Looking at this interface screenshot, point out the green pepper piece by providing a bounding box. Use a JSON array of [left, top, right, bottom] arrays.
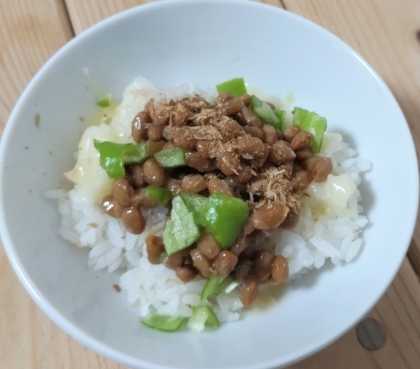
[[145, 186, 172, 206], [163, 196, 201, 255], [216, 275, 235, 293], [202, 192, 249, 249], [97, 94, 112, 107], [140, 314, 185, 332], [201, 276, 220, 301], [201, 276, 236, 303], [94, 140, 148, 178], [154, 147, 186, 168], [123, 141, 149, 165], [274, 109, 287, 131], [201, 306, 220, 327], [251, 95, 281, 130], [216, 78, 247, 98], [179, 191, 208, 227], [293, 107, 327, 153], [187, 306, 220, 331]]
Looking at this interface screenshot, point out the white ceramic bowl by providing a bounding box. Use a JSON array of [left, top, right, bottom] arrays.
[[0, 1, 418, 368]]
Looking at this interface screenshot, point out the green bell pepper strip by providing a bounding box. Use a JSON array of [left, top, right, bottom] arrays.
[[293, 107, 327, 153], [201, 276, 235, 302], [216, 78, 247, 98], [122, 141, 149, 165], [187, 305, 220, 331], [145, 186, 172, 206], [140, 314, 186, 332], [179, 191, 208, 227], [202, 192, 249, 249], [274, 109, 287, 131], [163, 196, 201, 255], [97, 94, 112, 107], [251, 95, 282, 130], [93, 140, 148, 179], [154, 147, 186, 168], [216, 275, 235, 293], [201, 276, 220, 302]]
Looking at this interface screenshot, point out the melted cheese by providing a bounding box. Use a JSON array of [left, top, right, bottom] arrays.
[[304, 173, 356, 219], [65, 76, 157, 203]]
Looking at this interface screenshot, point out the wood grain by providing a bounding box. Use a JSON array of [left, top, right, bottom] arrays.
[[0, 0, 73, 134], [1, 0, 420, 369], [65, 0, 155, 35], [65, 0, 283, 35]]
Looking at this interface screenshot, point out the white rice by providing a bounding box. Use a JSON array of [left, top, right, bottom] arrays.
[[46, 82, 371, 325], [269, 136, 371, 277]]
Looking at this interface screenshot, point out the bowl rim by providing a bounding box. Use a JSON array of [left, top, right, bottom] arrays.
[[0, 0, 418, 368]]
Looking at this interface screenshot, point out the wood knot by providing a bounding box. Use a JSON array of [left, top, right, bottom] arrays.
[[416, 29, 420, 44], [356, 317, 386, 351]]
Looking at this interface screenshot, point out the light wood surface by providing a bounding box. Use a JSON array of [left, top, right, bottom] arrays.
[[0, 0, 73, 132], [1, 1, 420, 368]]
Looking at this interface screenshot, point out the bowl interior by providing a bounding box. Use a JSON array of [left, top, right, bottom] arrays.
[[0, 1, 418, 369]]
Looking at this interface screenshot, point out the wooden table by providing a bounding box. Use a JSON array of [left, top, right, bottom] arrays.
[[1, 1, 420, 368]]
